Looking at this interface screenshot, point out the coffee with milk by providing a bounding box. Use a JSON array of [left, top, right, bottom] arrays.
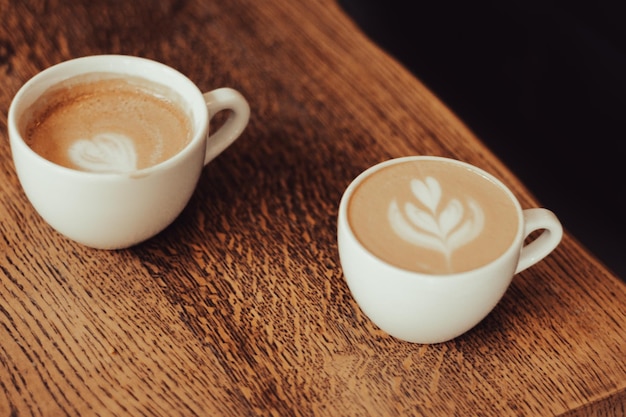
[[21, 72, 192, 173], [347, 158, 519, 274]]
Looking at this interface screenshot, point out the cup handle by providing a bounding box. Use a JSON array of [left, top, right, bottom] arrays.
[[515, 208, 564, 274], [202, 88, 250, 166]]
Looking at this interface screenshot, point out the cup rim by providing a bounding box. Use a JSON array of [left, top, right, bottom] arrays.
[[338, 155, 526, 278], [7, 54, 208, 178]]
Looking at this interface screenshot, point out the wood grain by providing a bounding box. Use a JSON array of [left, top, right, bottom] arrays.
[[1, 0, 625, 416]]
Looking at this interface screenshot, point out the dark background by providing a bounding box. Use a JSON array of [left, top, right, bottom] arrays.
[[338, 0, 626, 280]]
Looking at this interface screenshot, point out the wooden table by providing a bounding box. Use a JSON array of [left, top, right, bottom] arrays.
[[1, 1, 624, 415]]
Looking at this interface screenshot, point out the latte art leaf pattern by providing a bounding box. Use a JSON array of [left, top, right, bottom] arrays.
[[388, 176, 485, 271], [68, 133, 138, 173]]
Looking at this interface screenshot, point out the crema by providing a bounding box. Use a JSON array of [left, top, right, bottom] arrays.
[[348, 159, 519, 274], [21, 72, 192, 173]]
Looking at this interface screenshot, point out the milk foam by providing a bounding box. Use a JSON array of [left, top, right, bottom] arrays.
[[22, 73, 192, 173], [68, 133, 138, 173], [348, 160, 518, 274], [388, 176, 485, 272]]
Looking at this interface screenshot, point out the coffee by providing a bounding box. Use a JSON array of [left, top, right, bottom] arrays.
[[21, 72, 192, 173], [348, 159, 519, 274]]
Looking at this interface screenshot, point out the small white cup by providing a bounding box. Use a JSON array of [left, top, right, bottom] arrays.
[[337, 156, 563, 344], [8, 55, 250, 249]]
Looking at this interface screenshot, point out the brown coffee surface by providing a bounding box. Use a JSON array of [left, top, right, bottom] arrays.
[[22, 73, 192, 173], [348, 159, 519, 274]]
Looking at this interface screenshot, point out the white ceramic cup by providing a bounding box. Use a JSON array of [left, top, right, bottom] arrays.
[[8, 55, 250, 249], [337, 156, 563, 344]]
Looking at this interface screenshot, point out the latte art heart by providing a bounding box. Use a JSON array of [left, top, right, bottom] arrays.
[[69, 133, 138, 173], [23, 74, 192, 173]]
